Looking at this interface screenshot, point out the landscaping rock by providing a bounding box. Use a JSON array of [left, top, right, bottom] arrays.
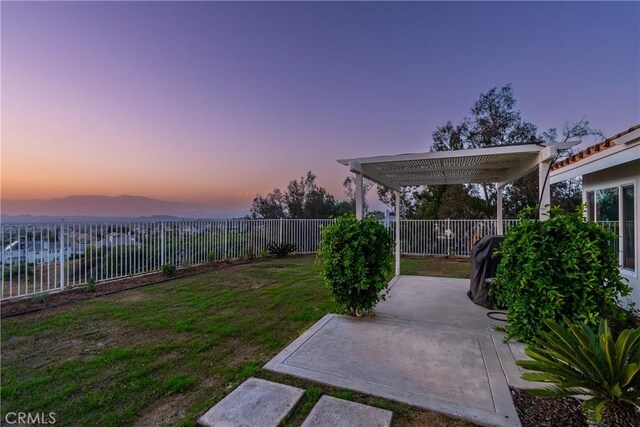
[[197, 377, 303, 427], [301, 395, 393, 427]]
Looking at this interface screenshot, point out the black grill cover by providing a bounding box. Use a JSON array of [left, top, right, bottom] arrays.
[[468, 235, 504, 309]]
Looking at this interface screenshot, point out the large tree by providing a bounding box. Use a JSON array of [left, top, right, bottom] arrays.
[[342, 176, 374, 214], [378, 85, 602, 218], [250, 171, 337, 219]]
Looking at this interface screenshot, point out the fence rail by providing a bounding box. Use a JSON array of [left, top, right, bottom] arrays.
[[1, 218, 516, 301]]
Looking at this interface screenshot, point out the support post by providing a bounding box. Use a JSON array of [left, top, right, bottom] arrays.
[[538, 160, 552, 220], [355, 172, 364, 219], [395, 190, 401, 276], [496, 185, 504, 235], [59, 222, 65, 290]]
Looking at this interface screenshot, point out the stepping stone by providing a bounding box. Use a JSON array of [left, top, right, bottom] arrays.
[[197, 377, 304, 427], [301, 395, 393, 427]]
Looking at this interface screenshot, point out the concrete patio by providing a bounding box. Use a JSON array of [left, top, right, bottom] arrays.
[[264, 275, 528, 427]]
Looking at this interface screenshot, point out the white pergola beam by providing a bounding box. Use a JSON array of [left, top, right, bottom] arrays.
[[496, 184, 504, 235], [349, 160, 400, 191], [496, 146, 556, 188], [394, 172, 507, 186], [338, 144, 543, 166], [355, 172, 364, 219], [538, 160, 552, 220], [377, 163, 510, 174]]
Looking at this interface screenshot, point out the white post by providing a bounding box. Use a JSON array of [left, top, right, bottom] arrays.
[[538, 160, 552, 220], [224, 220, 229, 258], [355, 172, 364, 219], [496, 185, 504, 235], [395, 190, 401, 276], [160, 222, 166, 266], [59, 222, 65, 290]]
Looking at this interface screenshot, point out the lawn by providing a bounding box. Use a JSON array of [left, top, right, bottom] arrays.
[[401, 256, 470, 278], [1, 255, 471, 427]]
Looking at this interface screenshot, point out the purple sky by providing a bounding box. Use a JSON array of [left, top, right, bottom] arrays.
[[2, 1, 639, 214]]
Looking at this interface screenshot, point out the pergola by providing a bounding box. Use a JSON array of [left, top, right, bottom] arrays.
[[338, 143, 565, 276]]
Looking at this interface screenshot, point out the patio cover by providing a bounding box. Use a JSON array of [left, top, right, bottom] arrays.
[[338, 143, 562, 275]]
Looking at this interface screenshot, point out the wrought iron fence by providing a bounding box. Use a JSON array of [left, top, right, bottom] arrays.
[[1, 218, 516, 300]]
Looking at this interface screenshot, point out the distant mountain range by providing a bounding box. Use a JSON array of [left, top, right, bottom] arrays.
[[1, 195, 247, 222]]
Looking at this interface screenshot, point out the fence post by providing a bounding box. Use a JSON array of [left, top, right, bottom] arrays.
[[224, 220, 228, 259], [446, 218, 451, 256], [279, 218, 283, 244], [160, 222, 165, 266], [59, 222, 65, 290]]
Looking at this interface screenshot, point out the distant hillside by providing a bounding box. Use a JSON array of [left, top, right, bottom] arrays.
[[1, 195, 247, 220]]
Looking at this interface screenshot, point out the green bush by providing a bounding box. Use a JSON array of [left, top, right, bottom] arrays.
[[161, 264, 177, 278], [518, 318, 640, 425], [207, 252, 216, 264], [318, 215, 394, 316], [266, 242, 296, 257], [493, 206, 631, 343], [86, 276, 96, 292]]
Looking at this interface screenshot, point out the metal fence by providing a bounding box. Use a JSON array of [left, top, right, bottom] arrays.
[[1, 218, 515, 300]]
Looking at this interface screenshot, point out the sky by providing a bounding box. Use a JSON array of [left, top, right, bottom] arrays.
[[2, 1, 639, 214]]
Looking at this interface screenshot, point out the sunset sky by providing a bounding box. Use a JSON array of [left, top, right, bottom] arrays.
[[2, 1, 639, 214]]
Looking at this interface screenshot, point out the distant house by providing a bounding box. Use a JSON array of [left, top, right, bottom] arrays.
[[2, 240, 71, 264], [94, 233, 139, 249], [550, 124, 640, 304]]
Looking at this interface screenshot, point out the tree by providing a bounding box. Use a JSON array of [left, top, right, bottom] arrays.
[[343, 176, 374, 214], [250, 171, 337, 219], [375, 185, 419, 217], [504, 117, 603, 217], [383, 85, 604, 218]]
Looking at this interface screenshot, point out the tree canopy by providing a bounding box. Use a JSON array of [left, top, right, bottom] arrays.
[[377, 84, 602, 219], [250, 171, 373, 219]]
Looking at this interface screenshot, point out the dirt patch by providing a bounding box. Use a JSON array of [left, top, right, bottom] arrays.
[[2, 320, 167, 370], [133, 390, 201, 427], [394, 410, 474, 427]]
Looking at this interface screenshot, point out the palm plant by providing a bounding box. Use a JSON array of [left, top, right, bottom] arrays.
[[517, 318, 640, 425]]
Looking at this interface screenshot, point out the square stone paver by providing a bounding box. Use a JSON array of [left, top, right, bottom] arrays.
[[197, 377, 303, 427], [301, 395, 393, 427]]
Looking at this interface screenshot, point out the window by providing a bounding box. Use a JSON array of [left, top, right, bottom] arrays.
[[586, 191, 595, 221], [596, 187, 620, 255], [622, 185, 635, 271], [596, 188, 619, 222]]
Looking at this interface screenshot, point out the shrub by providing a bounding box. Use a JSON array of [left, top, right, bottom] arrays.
[[207, 252, 216, 264], [245, 243, 255, 260], [518, 318, 640, 425], [267, 242, 297, 257], [86, 276, 96, 292], [492, 206, 631, 343], [161, 264, 176, 278], [318, 215, 394, 315], [30, 292, 49, 303]]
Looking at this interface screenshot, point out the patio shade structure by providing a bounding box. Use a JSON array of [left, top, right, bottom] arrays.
[[338, 143, 569, 276]]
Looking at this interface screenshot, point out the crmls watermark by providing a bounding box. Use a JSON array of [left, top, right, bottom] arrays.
[[4, 412, 57, 425]]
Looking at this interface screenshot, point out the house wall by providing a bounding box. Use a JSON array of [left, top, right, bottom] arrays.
[[583, 159, 640, 305]]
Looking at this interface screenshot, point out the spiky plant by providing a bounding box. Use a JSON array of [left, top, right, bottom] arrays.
[[517, 318, 640, 425]]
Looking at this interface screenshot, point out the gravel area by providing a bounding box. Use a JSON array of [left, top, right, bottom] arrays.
[[510, 387, 587, 427]]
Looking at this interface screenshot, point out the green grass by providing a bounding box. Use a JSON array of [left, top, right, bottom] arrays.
[[1, 255, 469, 427], [401, 256, 470, 278]]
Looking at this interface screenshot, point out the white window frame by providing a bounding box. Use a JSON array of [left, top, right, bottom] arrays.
[[585, 178, 637, 278]]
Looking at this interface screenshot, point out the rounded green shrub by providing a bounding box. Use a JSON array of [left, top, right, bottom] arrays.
[[493, 206, 632, 343], [318, 215, 394, 315]]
